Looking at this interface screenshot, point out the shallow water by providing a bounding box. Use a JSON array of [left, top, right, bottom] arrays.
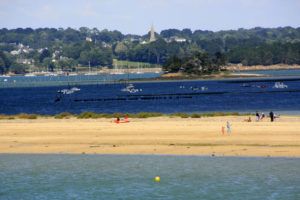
[[0, 154, 299, 200]]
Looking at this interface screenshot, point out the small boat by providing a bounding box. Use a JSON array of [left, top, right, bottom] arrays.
[[84, 72, 98, 76], [121, 83, 141, 93], [57, 87, 81, 95], [241, 83, 251, 87], [257, 85, 267, 88], [57, 89, 74, 95], [201, 86, 208, 91], [44, 73, 58, 76], [273, 82, 288, 89], [24, 73, 36, 77], [70, 87, 81, 92], [68, 73, 78, 76], [190, 86, 208, 91], [0, 75, 11, 78]]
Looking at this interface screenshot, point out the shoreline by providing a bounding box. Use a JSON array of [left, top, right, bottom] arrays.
[[226, 64, 300, 71], [1, 153, 299, 159], [1, 116, 300, 157]]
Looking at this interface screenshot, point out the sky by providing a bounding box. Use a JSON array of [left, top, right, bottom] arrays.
[[0, 0, 300, 35]]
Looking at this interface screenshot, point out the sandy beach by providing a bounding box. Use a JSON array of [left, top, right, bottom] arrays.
[[1, 116, 300, 157]]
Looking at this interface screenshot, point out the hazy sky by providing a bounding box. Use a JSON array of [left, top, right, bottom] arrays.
[[1, 0, 300, 34]]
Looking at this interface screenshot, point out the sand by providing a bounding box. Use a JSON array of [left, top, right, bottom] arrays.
[[1, 116, 300, 157]]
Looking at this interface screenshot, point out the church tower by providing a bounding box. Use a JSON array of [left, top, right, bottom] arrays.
[[149, 25, 156, 42]]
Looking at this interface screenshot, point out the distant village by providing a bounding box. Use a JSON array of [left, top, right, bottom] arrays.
[[1, 26, 300, 75]]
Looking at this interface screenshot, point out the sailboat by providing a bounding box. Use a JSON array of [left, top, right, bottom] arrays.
[[120, 62, 142, 93], [24, 66, 37, 77], [85, 61, 98, 75], [135, 62, 144, 74], [111, 60, 125, 74]]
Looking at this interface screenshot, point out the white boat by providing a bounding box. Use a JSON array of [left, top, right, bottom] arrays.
[[57, 87, 81, 95], [70, 87, 81, 92], [201, 86, 208, 91], [0, 74, 11, 77], [24, 73, 36, 77], [273, 82, 288, 89], [111, 72, 125, 75], [121, 83, 141, 93], [68, 73, 78, 76], [84, 72, 98, 76], [58, 89, 74, 95], [190, 86, 208, 91]]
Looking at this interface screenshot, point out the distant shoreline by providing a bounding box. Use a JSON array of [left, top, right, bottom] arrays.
[[226, 64, 300, 71]]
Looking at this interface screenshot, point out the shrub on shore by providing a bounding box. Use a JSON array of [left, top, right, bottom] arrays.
[[191, 113, 201, 118], [77, 112, 99, 119], [170, 113, 190, 118], [17, 113, 38, 119], [54, 112, 73, 119], [0, 115, 15, 120], [0, 111, 246, 120], [130, 112, 163, 118]]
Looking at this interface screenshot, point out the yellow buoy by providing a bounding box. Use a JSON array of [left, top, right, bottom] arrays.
[[154, 176, 160, 182]]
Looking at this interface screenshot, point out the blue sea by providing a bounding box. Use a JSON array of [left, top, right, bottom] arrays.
[[1, 72, 300, 200], [0, 155, 299, 200], [0, 76, 300, 115]]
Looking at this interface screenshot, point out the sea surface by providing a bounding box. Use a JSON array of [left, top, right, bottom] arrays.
[[0, 76, 300, 115], [0, 73, 161, 88], [0, 154, 299, 200]]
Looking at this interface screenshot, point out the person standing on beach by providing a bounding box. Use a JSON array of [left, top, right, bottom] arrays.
[[221, 126, 225, 135], [260, 113, 265, 121], [269, 111, 274, 122], [256, 112, 260, 121], [226, 121, 232, 134]]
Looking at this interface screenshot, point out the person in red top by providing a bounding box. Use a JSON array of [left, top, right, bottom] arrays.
[[114, 117, 120, 124]]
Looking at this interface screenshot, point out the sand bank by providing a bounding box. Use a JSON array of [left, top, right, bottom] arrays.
[[226, 64, 300, 71], [1, 116, 300, 157]]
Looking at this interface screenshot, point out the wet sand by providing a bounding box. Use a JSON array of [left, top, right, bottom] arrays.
[[0, 116, 300, 157]]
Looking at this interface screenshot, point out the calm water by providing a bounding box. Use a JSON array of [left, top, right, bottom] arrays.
[[0, 73, 161, 88], [0, 77, 300, 114], [241, 69, 300, 76], [0, 155, 299, 200]]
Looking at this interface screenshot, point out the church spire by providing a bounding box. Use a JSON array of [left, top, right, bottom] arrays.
[[149, 24, 156, 42]]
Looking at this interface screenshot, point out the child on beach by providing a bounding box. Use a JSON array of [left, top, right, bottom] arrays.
[[221, 126, 225, 135]]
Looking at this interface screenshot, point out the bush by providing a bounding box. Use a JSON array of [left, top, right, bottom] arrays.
[[191, 113, 201, 118], [171, 113, 190, 118], [132, 112, 163, 118], [17, 113, 38, 119], [77, 112, 99, 119], [54, 112, 73, 119], [0, 115, 13, 120]]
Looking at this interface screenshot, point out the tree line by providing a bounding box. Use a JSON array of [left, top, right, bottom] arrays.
[[0, 26, 300, 74]]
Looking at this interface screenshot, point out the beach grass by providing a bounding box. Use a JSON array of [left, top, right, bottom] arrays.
[[0, 111, 248, 120]]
